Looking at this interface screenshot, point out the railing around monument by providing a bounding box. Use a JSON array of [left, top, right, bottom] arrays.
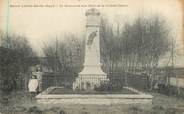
[[41, 71, 149, 92], [41, 72, 77, 90], [107, 72, 149, 92]]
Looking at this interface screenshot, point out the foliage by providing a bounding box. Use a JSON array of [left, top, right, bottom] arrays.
[[27, 106, 43, 114], [42, 34, 85, 79], [100, 15, 171, 89], [94, 81, 122, 91], [0, 33, 36, 94], [121, 16, 171, 71], [101, 15, 171, 73]]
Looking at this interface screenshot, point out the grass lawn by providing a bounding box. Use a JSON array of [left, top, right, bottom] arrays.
[[152, 92, 184, 107]]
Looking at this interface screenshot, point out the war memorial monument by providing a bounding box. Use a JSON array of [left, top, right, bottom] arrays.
[[72, 8, 109, 90], [36, 8, 153, 105]]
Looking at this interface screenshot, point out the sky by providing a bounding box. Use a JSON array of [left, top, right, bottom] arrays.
[[0, 0, 183, 61]]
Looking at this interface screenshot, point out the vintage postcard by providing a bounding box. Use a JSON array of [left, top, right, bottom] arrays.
[[0, 0, 184, 114]]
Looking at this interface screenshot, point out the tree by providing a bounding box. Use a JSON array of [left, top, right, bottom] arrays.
[[120, 16, 171, 89], [42, 34, 85, 83], [0, 33, 36, 94], [100, 17, 123, 74], [100, 15, 171, 89]]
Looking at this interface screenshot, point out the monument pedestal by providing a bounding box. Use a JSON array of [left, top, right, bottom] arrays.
[[73, 66, 108, 90], [73, 75, 108, 90]]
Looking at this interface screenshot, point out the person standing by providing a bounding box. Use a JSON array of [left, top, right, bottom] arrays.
[[28, 75, 39, 98]]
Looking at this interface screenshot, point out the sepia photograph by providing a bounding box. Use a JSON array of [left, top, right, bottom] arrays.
[[0, 0, 184, 113]]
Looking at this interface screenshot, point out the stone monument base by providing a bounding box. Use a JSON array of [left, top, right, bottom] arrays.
[[36, 87, 153, 105], [73, 74, 109, 90]]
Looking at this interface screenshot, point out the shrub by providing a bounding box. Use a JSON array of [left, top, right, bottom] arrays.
[[128, 106, 142, 114], [94, 81, 122, 92], [59, 110, 66, 114], [27, 106, 43, 114]]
